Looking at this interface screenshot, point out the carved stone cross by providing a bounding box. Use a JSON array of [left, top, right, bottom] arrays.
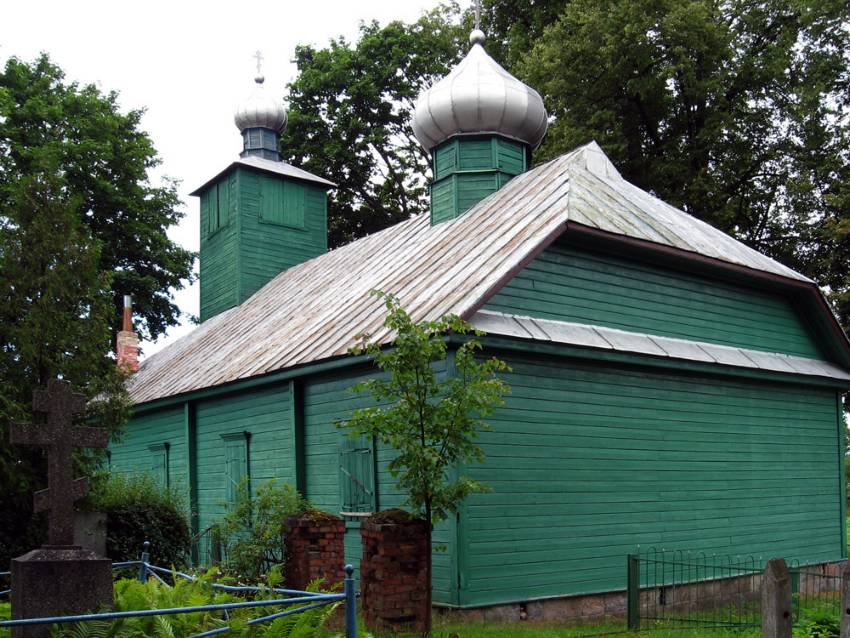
[[10, 379, 108, 546]]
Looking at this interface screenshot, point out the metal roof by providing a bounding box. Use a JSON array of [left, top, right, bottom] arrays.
[[129, 142, 825, 404], [189, 156, 335, 196], [470, 310, 850, 382]]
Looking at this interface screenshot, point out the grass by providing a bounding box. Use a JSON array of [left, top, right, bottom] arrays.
[[352, 617, 762, 638]]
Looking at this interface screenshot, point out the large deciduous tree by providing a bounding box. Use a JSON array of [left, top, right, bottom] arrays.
[[0, 54, 191, 563], [517, 0, 850, 328], [281, 6, 465, 248], [0, 54, 195, 340]]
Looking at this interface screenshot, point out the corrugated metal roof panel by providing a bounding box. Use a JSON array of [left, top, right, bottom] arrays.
[[472, 311, 850, 382], [129, 142, 827, 403]]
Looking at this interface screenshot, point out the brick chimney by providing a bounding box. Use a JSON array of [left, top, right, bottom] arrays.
[[116, 295, 140, 374]]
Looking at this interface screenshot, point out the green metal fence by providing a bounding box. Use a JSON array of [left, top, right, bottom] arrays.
[[627, 549, 844, 632], [627, 548, 763, 630]]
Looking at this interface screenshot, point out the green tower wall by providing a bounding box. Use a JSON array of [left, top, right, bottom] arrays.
[[199, 167, 328, 321], [430, 136, 529, 224]]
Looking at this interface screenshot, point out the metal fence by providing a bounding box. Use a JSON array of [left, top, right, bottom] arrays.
[[627, 548, 844, 632], [790, 561, 843, 626], [0, 542, 358, 638], [627, 548, 763, 630]]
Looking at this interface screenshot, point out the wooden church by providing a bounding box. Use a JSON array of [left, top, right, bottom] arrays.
[[108, 27, 850, 609]]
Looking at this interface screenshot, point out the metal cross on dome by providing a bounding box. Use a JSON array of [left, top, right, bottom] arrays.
[[474, 0, 481, 31], [10, 379, 108, 546], [254, 50, 264, 76]]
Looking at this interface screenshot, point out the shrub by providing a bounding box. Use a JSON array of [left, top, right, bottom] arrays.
[[217, 479, 307, 581], [88, 473, 191, 568]]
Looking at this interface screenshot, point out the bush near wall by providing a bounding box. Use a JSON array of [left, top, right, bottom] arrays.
[[88, 473, 191, 567]]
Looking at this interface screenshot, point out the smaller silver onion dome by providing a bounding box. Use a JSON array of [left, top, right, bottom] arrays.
[[234, 75, 287, 133], [412, 30, 548, 151]]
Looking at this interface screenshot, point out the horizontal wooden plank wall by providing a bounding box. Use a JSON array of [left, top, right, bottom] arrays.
[[194, 384, 294, 541], [459, 354, 843, 606], [302, 365, 458, 604], [199, 172, 239, 322], [237, 169, 327, 303], [430, 135, 528, 224], [109, 406, 186, 492], [485, 243, 827, 360]]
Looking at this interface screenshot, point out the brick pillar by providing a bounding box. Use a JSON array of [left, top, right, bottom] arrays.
[[360, 509, 429, 634], [283, 511, 345, 591]]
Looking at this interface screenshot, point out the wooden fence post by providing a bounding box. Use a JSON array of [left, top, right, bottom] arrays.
[[840, 561, 850, 638], [762, 558, 792, 638]]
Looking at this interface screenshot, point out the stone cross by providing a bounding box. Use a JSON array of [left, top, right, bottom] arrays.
[[10, 379, 108, 546]]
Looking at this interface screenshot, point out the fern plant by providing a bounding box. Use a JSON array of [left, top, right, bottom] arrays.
[[51, 570, 338, 638]]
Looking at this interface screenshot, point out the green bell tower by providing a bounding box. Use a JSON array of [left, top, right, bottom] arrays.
[[412, 29, 548, 224], [191, 63, 334, 322]]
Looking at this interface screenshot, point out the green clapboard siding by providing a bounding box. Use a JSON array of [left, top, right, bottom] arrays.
[[430, 135, 528, 224], [199, 174, 239, 322], [108, 406, 187, 494], [485, 243, 827, 359], [199, 167, 327, 321], [194, 384, 294, 539], [303, 365, 458, 604], [459, 354, 843, 606]]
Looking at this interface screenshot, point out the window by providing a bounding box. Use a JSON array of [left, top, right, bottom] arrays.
[[149, 443, 169, 489], [339, 435, 375, 515], [205, 180, 231, 236], [222, 432, 250, 504], [259, 175, 306, 228]]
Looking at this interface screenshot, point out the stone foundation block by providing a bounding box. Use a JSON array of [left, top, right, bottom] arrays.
[[11, 546, 113, 638]]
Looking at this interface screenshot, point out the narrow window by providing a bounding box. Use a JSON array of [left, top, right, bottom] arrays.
[[149, 443, 170, 489], [221, 432, 250, 505], [339, 435, 375, 515], [207, 184, 220, 235]]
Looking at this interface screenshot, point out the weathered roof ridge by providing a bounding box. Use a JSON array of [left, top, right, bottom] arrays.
[[128, 142, 821, 403]]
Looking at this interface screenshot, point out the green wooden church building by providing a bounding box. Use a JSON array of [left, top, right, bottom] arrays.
[[109, 29, 850, 609]]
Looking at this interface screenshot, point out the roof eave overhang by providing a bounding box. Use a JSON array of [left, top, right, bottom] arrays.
[[189, 161, 336, 197]]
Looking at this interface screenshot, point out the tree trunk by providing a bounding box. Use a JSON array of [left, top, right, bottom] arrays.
[[425, 501, 432, 637]]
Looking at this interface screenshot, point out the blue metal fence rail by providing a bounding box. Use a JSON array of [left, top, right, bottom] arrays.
[[0, 542, 358, 638]]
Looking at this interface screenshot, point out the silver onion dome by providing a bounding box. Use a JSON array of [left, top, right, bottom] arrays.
[[234, 75, 288, 133], [411, 30, 548, 151]]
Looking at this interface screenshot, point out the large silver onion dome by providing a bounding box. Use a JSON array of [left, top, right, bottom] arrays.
[[412, 30, 548, 151], [234, 75, 288, 133]]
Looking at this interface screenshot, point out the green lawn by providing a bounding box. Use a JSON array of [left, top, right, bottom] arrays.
[[356, 618, 762, 638]]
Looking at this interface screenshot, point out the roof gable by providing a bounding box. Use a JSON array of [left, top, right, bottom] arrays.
[[129, 143, 847, 403]]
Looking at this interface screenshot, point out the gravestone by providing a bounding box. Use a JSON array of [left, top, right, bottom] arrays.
[[9, 379, 113, 638]]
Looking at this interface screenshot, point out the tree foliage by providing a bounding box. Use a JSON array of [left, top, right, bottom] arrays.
[[217, 479, 308, 581], [0, 54, 195, 340], [516, 0, 850, 328], [281, 6, 465, 247], [0, 54, 191, 563]]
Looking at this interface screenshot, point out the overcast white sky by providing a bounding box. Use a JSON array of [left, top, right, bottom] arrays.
[[1, 0, 454, 356]]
